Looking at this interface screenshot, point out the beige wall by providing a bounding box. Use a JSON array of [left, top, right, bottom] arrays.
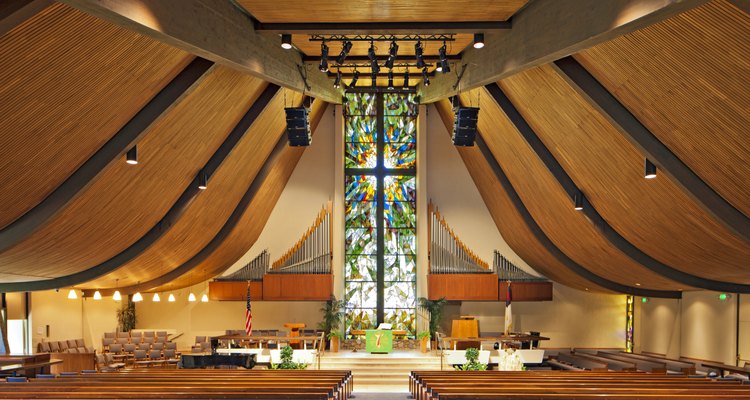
[[680, 291, 737, 365], [636, 297, 681, 358]]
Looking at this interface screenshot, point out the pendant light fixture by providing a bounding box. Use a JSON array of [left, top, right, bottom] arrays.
[[574, 190, 584, 211], [67, 289, 78, 299], [644, 158, 657, 179], [152, 293, 161, 302], [126, 146, 138, 165], [93, 290, 102, 300], [168, 293, 176, 302], [198, 170, 208, 190], [132, 292, 143, 302], [113, 290, 122, 301], [188, 292, 197, 302], [473, 33, 485, 49], [280, 34, 292, 50], [201, 293, 209, 303]]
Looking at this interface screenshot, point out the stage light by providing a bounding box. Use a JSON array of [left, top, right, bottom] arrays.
[[336, 41, 353, 64], [349, 70, 359, 87], [421, 67, 430, 86], [152, 293, 160, 302], [285, 107, 311, 146], [387, 70, 394, 90], [435, 62, 442, 73], [201, 293, 209, 303], [473, 33, 485, 49], [319, 42, 329, 72], [132, 292, 143, 302], [333, 70, 342, 88], [188, 292, 197, 302], [197, 170, 208, 190], [439, 41, 450, 73], [126, 146, 138, 165], [112, 290, 122, 301], [574, 191, 584, 211], [280, 34, 292, 49], [168, 293, 176, 302], [367, 42, 380, 74], [644, 158, 657, 179], [67, 289, 78, 300], [415, 40, 425, 68], [371, 71, 377, 87], [403, 71, 409, 88], [452, 106, 480, 146], [93, 291, 102, 300], [384, 40, 398, 69]]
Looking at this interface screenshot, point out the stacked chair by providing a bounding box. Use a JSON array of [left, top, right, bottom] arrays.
[[100, 330, 179, 368]]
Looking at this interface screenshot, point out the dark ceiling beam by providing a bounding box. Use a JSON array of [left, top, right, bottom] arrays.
[[254, 20, 511, 34], [0, 84, 280, 292], [0, 57, 213, 255], [58, 0, 342, 104], [419, 0, 709, 103], [728, 0, 750, 14], [553, 56, 750, 243], [465, 118, 680, 298], [83, 98, 326, 297], [302, 55, 461, 62], [486, 83, 750, 294], [0, 0, 53, 37]]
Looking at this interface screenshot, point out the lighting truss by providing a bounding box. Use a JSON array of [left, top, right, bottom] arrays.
[[309, 34, 456, 42]]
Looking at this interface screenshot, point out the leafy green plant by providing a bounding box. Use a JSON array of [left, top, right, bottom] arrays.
[[318, 295, 346, 338], [270, 345, 308, 370], [417, 331, 431, 340], [327, 331, 343, 340], [418, 297, 447, 339], [116, 299, 136, 332], [454, 347, 488, 371]]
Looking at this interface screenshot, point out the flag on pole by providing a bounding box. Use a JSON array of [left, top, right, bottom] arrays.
[[245, 283, 253, 336], [504, 281, 513, 335]]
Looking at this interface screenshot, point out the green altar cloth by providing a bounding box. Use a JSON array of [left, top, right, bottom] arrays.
[[365, 329, 393, 353]]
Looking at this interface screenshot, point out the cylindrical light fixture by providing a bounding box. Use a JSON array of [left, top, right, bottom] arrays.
[[198, 170, 208, 190], [422, 67, 430, 87], [126, 146, 138, 165], [644, 158, 657, 179], [132, 292, 143, 302], [112, 290, 122, 301], [333, 70, 342, 89], [280, 34, 292, 49], [574, 191, 584, 211], [403, 71, 409, 88], [93, 291, 102, 300], [168, 293, 176, 302], [188, 292, 197, 302], [152, 293, 161, 302], [387, 70, 394, 90], [435, 62, 442, 73], [67, 289, 78, 300], [473, 33, 485, 49]]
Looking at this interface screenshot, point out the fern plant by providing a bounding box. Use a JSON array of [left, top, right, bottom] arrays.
[[454, 347, 488, 371], [270, 345, 308, 370]]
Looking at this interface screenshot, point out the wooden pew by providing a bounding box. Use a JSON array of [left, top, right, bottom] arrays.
[[603, 351, 696, 374], [594, 351, 667, 373]]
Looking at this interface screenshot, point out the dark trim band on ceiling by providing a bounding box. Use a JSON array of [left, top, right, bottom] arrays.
[[84, 98, 323, 296], [0, 0, 53, 37], [486, 82, 750, 294], [0, 83, 281, 292], [254, 20, 511, 33], [553, 56, 750, 244], [0, 57, 214, 254]]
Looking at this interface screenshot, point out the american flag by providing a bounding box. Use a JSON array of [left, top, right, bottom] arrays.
[[245, 283, 253, 336]]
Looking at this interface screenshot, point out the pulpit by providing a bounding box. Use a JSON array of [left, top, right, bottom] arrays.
[[451, 316, 479, 349], [365, 330, 393, 354], [284, 323, 306, 348]]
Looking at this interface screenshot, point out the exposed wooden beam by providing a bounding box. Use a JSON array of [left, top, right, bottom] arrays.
[[0, 57, 213, 255], [255, 21, 511, 34], [0, 84, 280, 292], [728, 0, 750, 14], [0, 0, 52, 37], [553, 56, 750, 244], [419, 0, 709, 103], [58, 0, 342, 103], [486, 82, 750, 294]]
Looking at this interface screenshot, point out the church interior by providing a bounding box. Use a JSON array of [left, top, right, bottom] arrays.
[[0, 0, 749, 398]]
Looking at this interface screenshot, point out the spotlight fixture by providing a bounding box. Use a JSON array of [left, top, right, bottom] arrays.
[[435, 62, 442, 73], [201, 293, 209, 303], [152, 293, 161, 302], [333, 70, 342, 89], [371, 71, 377, 88], [403, 71, 409, 88], [367, 42, 380, 74], [336, 40, 353, 64], [387, 70, 394, 90], [644, 158, 657, 179], [319, 42, 329, 72], [132, 292, 144, 302], [452, 106, 480, 146], [439, 41, 450, 73], [285, 107, 312, 147], [198, 170, 208, 190], [349, 70, 360, 87], [421, 67, 430, 86], [67, 289, 78, 300], [280, 33, 292, 50], [168, 293, 176, 302], [93, 291, 102, 300], [112, 290, 122, 301], [415, 40, 425, 68], [473, 33, 485, 49], [384, 40, 398, 69], [574, 190, 584, 211], [126, 146, 138, 165], [188, 292, 197, 302]]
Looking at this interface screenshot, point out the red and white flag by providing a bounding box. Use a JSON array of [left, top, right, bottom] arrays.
[[245, 283, 253, 336]]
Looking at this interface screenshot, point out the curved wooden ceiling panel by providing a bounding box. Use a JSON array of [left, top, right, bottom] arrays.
[[499, 64, 750, 283], [575, 0, 750, 218], [151, 96, 328, 292], [0, 3, 191, 229], [0, 65, 267, 279], [432, 100, 608, 293], [460, 87, 687, 291]]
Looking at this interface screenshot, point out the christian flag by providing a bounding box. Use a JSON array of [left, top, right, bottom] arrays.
[[504, 281, 513, 335], [245, 283, 253, 336]]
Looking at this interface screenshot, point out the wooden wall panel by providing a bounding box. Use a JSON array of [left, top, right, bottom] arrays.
[[433, 99, 603, 292], [458, 87, 685, 291], [209, 281, 263, 301], [262, 274, 333, 301], [149, 99, 329, 292], [498, 281, 553, 302], [428, 274, 498, 301], [0, 3, 192, 229], [576, 0, 750, 218], [0, 66, 264, 279], [499, 64, 750, 283]]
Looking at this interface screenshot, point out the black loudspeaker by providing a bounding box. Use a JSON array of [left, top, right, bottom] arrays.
[[452, 106, 480, 146], [210, 338, 219, 354], [285, 107, 311, 146]]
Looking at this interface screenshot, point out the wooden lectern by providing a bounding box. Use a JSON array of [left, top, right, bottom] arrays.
[[451, 316, 479, 349], [284, 323, 306, 348]]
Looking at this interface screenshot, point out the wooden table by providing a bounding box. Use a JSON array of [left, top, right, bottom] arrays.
[[284, 323, 306, 346], [216, 335, 322, 350], [441, 334, 550, 350]]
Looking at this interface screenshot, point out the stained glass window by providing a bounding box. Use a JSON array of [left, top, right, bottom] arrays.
[[344, 92, 418, 337]]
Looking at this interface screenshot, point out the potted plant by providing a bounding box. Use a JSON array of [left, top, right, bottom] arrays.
[[270, 345, 308, 369], [318, 295, 345, 351], [418, 297, 447, 347], [417, 331, 431, 353], [116, 298, 136, 332], [454, 347, 487, 371], [328, 331, 343, 352]]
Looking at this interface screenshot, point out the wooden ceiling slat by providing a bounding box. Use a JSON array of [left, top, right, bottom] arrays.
[[0, 3, 192, 230], [575, 0, 750, 219], [460, 87, 687, 291], [498, 63, 750, 284], [0, 66, 267, 279]]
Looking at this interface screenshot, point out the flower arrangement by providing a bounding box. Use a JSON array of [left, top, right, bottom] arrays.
[[454, 347, 488, 371], [496, 348, 525, 371]]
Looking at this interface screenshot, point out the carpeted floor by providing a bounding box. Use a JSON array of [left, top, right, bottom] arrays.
[[350, 393, 410, 400]]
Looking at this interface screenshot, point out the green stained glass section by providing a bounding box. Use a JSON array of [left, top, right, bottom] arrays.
[[384, 281, 416, 308], [346, 115, 377, 143], [346, 282, 377, 309], [384, 115, 416, 142], [346, 201, 376, 228], [384, 176, 415, 202], [345, 93, 376, 116], [346, 255, 377, 281], [385, 228, 416, 255], [346, 175, 376, 202], [346, 228, 376, 255], [384, 309, 416, 336], [346, 309, 376, 334], [384, 201, 416, 228], [384, 142, 416, 169], [384, 93, 418, 116], [384, 254, 416, 282], [346, 141, 377, 169]]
